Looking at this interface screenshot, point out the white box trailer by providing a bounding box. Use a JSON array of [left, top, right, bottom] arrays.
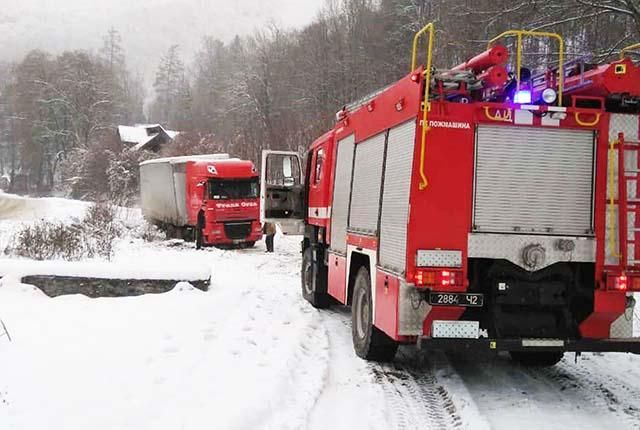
[[139, 154, 230, 226]]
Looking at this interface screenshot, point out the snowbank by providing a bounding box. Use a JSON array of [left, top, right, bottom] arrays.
[[0, 192, 89, 222]]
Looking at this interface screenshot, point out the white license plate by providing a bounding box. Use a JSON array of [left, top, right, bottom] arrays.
[[429, 292, 483, 307]]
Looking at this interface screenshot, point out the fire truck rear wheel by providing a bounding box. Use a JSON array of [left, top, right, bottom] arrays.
[[509, 351, 564, 367], [351, 266, 398, 362], [301, 247, 331, 308]]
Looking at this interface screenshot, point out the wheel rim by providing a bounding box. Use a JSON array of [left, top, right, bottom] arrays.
[[355, 286, 369, 340]]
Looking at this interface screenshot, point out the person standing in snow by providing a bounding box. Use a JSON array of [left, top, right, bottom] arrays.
[[263, 222, 276, 253]]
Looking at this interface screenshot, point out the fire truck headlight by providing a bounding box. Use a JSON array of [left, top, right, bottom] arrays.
[[513, 90, 532, 104], [542, 88, 557, 104]]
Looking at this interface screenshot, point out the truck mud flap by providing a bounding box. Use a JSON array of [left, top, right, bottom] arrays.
[[418, 337, 640, 354]]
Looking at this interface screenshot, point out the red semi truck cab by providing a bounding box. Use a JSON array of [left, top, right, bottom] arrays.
[[187, 159, 263, 248], [140, 154, 263, 248]]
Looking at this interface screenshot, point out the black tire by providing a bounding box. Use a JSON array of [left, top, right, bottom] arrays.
[[182, 228, 194, 242], [166, 224, 177, 239], [510, 351, 564, 367], [244, 241, 256, 248], [351, 266, 398, 362], [195, 227, 204, 250], [301, 247, 331, 308]]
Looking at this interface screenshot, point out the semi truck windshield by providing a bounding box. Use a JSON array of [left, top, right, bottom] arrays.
[[209, 178, 259, 200]]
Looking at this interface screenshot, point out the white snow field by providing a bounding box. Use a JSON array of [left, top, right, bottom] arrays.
[[0, 194, 640, 429]]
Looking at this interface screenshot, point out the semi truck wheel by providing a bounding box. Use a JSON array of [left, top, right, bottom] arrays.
[[351, 266, 398, 362], [182, 228, 194, 242], [301, 247, 331, 308], [510, 351, 564, 367]]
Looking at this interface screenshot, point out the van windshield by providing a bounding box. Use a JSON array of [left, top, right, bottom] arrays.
[[208, 178, 259, 200]]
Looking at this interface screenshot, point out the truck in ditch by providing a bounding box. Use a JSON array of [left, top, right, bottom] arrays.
[[140, 154, 263, 248]]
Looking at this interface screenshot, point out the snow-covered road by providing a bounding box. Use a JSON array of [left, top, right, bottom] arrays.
[[1, 195, 639, 429]]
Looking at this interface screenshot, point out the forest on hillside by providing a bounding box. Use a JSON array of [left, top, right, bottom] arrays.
[[0, 0, 639, 202]]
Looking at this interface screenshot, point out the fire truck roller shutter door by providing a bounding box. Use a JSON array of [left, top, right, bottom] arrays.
[[330, 134, 356, 254], [474, 125, 595, 237], [379, 120, 416, 273], [349, 133, 386, 234]]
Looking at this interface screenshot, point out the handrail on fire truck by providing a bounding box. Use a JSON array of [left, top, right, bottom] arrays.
[[411, 22, 435, 190], [488, 30, 565, 106], [621, 43, 640, 59], [608, 137, 621, 259]]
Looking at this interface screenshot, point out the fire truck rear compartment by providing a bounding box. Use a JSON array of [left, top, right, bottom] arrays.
[[464, 259, 595, 339], [467, 124, 597, 339]]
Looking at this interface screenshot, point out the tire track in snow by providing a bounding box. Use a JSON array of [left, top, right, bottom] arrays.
[[309, 307, 466, 430], [448, 352, 640, 430], [526, 356, 640, 428], [257, 311, 331, 430], [372, 350, 463, 430]]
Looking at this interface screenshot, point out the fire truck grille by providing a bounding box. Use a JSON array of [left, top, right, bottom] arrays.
[[224, 222, 252, 240]]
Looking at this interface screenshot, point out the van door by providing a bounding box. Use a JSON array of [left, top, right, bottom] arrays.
[[260, 150, 305, 235]]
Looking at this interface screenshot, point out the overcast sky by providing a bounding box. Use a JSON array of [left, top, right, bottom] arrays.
[[0, 0, 325, 80]]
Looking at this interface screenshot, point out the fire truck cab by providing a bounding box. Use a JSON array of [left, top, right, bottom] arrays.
[[261, 26, 640, 365]]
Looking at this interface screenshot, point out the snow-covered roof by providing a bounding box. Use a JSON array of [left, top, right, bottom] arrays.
[[139, 154, 231, 166], [118, 124, 181, 150], [118, 125, 150, 145], [132, 135, 160, 152]]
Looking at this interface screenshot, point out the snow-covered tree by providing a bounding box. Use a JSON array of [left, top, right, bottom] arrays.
[[151, 45, 186, 127]]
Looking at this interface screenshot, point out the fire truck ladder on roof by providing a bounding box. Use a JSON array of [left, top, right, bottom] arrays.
[[532, 56, 592, 96], [411, 22, 435, 190], [488, 29, 565, 106], [344, 83, 394, 113], [609, 132, 640, 268]]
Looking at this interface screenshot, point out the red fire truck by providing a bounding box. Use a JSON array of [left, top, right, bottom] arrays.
[[140, 154, 263, 248], [261, 26, 640, 366]]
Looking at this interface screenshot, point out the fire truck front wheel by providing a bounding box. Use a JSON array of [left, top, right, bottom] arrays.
[[301, 247, 331, 308], [509, 351, 564, 367], [351, 266, 398, 362]]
